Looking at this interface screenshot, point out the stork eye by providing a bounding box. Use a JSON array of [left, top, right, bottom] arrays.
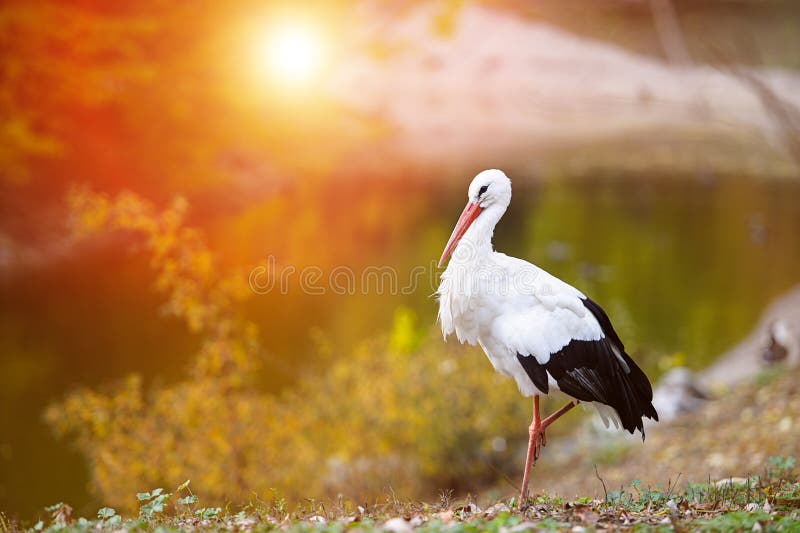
[[478, 185, 489, 196]]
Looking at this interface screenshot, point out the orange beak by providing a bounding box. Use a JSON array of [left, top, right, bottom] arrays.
[[438, 201, 483, 267]]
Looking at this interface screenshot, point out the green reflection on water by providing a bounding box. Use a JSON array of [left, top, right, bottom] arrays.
[[428, 175, 800, 372]]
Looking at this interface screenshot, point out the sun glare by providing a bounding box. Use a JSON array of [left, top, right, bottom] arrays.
[[255, 23, 323, 85]]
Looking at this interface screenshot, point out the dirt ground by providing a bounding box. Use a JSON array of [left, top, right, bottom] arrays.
[[517, 364, 800, 500]]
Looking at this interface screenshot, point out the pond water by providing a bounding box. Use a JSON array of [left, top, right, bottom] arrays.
[[250, 174, 800, 377], [1, 173, 799, 516]]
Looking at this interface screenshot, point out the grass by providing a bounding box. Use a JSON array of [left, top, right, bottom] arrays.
[[11, 368, 800, 532], [3, 458, 799, 533]]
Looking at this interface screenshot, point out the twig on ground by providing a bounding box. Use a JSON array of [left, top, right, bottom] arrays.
[[594, 464, 608, 503]]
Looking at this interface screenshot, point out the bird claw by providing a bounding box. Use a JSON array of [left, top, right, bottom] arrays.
[[531, 428, 547, 461]]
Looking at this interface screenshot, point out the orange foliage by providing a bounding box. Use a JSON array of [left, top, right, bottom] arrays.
[[47, 190, 532, 510]]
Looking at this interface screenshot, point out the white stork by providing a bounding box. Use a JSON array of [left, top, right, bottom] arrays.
[[436, 169, 658, 503]]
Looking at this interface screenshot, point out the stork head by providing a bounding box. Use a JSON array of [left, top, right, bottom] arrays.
[[438, 169, 511, 267]]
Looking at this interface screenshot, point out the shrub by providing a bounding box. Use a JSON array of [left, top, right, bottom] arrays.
[[46, 189, 532, 510]]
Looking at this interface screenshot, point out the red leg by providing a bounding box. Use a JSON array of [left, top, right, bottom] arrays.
[[519, 396, 542, 504], [542, 400, 579, 430], [519, 398, 580, 505]]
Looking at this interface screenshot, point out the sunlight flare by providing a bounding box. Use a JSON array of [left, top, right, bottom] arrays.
[[254, 22, 324, 85]]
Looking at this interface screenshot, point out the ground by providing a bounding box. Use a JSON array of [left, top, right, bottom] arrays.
[[5, 470, 800, 532], [4, 366, 800, 532], [526, 365, 800, 501]]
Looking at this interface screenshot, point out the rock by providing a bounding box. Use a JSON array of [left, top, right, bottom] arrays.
[[703, 286, 800, 387], [484, 503, 510, 518], [666, 499, 678, 514], [651, 367, 710, 422], [383, 518, 413, 533], [762, 320, 795, 365], [714, 477, 749, 488]]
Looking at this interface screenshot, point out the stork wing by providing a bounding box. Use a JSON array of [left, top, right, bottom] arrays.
[[493, 281, 603, 366], [496, 292, 658, 437]]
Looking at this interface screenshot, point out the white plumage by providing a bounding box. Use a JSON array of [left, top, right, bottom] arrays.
[[440, 254, 601, 391], [436, 169, 657, 501]]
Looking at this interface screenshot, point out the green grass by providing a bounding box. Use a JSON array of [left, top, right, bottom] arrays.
[[4, 458, 800, 533]]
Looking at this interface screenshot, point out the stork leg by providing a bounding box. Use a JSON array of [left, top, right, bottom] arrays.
[[519, 395, 542, 504], [542, 399, 579, 430], [519, 398, 580, 505]]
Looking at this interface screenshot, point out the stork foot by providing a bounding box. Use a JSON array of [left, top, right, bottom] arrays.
[[529, 422, 547, 461]]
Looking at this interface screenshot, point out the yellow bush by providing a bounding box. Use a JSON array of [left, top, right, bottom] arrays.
[[47, 189, 541, 510]]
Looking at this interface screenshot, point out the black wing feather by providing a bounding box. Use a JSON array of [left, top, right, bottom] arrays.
[[517, 297, 658, 438], [516, 355, 550, 394]]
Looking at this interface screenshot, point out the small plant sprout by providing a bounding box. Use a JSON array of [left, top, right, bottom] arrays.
[[195, 507, 222, 519], [96, 507, 116, 520], [767, 456, 797, 481], [96, 507, 121, 526], [45, 503, 72, 527], [137, 488, 172, 518], [176, 479, 199, 509]]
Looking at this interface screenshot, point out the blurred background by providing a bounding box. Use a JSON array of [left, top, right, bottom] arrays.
[[2, 0, 800, 519]]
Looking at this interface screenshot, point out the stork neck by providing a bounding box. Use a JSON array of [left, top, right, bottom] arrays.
[[452, 203, 504, 264]]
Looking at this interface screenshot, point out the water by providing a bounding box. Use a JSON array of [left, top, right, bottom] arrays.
[[278, 174, 800, 371], [1, 174, 799, 517]]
